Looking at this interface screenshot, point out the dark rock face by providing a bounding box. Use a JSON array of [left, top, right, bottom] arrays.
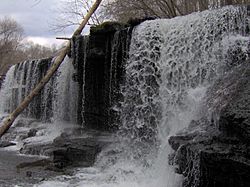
[[169, 63, 250, 187], [52, 135, 101, 168], [72, 35, 88, 125], [0, 75, 5, 89], [74, 23, 133, 131], [51, 130, 116, 168]]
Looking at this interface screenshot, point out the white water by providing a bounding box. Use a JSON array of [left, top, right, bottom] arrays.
[[0, 57, 78, 148], [0, 6, 249, 187], [0, 57, 78, 123], [36, 6, 249, 187], [0, 65, 16, 114], [52, 56, 78, 123]]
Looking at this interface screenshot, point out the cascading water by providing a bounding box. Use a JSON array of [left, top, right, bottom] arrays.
[[0, 57, 78, 123], [104, 5, 249, 186], [0, 59, 53, 119], [36, 5, 250, 187], [0, 5, 249, 187], [52, 56, 78, 123]]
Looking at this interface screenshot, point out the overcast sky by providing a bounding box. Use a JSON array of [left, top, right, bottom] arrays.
[[0, 0, 81, 47]]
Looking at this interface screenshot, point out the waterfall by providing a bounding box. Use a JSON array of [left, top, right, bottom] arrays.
[[0, 65, 16, 115], [75, 35, 89, 125], [0, 59, 52, 118], [0, 57, 78, 123], [52, 56, 78, 123], [37, 6, 249, 187], [0, 5, 249, 187], [116, 5, 249, 187]]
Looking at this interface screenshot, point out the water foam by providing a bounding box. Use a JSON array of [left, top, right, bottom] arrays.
[[0, 5, 249, 187]]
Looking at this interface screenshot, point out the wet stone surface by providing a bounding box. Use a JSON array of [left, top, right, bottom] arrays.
[[0, 149, 63, 187], [169, 63, 250, 187]]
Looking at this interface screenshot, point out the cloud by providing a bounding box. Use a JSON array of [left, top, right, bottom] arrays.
[[24, 36, 65, 47], [0, 0, 74, 46]]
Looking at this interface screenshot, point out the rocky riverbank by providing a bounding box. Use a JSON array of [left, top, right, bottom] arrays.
[[0, 117, 116, 186]]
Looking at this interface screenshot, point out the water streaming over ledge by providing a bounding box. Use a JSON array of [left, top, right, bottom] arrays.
[[0, 57, 78, 123], [35, 6, 250, 187], [0, 5, 249, 187]]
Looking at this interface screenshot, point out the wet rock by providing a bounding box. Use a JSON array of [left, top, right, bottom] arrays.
[[0, 141, 16, 148], [0, 75, 5, 89], [208, 63, 250, 140], [0, 149, 60, 186], [52, 137, 101, 168], [1, 119, 41, 143], [173, 141, 250, 187], [169, 63, 250, 187], [20, 129, 115, 169], [90, 21, 127, 34], [81, 24, 132, 131], [51, 130, 114, 168], [27, 129, 37, 138], [17, 159, 53, 170], [26, 171, 32, 177], [127, 17, 157, 27], [20, 142, 54, 156]]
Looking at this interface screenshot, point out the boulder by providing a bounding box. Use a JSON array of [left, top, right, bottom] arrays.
[[207, 63, 250, 141], [169, 63, 250, 187], [20, 129, 115, 169], [52, 130, 115, 168]]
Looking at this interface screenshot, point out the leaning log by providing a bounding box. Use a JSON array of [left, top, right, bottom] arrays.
[[0, 0, 103, 138]]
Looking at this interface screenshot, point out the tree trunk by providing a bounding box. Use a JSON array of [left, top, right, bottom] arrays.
[[0, 0, 103, 138]]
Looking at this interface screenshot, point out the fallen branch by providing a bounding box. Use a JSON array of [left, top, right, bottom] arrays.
[[0, 0, 103, 138]]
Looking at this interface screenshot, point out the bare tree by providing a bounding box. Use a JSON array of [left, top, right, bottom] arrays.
[[16, 41, 57, 62], [0, 17, 24, 75], [52, 0, 103, 32], [0, 17, 60, 76], [101, 0, 250, 22]]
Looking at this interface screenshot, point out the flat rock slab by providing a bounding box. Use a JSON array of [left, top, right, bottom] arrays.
[[0, 149, 61, 187], [20, 129, 116, 169]]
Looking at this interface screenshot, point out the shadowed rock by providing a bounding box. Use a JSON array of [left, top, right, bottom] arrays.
[[169, 63, 250, 187]]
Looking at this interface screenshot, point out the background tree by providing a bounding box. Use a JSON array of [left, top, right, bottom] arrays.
[[101, 0, 250, 22], [52, 0, 103, 32], [17, 41, 57, 61], [53, 0, 249, 31], [0, 17, 24, 75], [0, 17, 58, 77]]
